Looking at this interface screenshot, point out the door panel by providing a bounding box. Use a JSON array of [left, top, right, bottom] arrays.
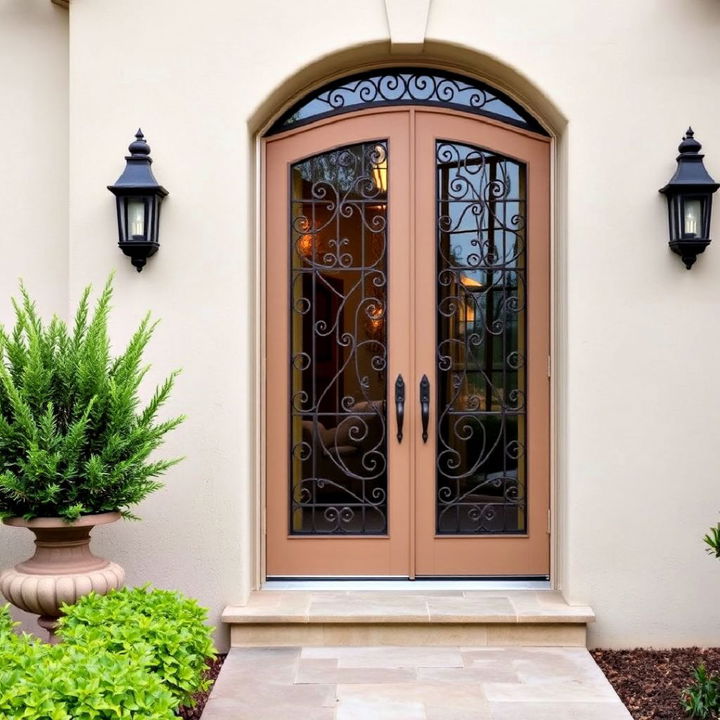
[[266, 112, 413, 576], [413, 111, 550, 576]]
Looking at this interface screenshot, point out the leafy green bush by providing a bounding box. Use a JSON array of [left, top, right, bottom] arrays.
[[58, 586, 216, 707], [0, 276, 185, 521], [0, 604, 17, 638], [0, 631, 177, 719], [682, 664, 720, 719]]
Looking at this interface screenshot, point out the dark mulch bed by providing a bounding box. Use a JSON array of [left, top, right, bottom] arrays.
[[178, 654, 227, 720], [592, 648, 720, 720]]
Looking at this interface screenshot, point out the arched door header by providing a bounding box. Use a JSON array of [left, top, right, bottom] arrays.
[[265, 67, 549, 137]]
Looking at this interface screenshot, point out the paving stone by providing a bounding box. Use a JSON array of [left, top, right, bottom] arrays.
[[201, 646, 630, 719]]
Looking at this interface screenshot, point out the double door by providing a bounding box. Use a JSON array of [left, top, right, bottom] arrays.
[[266, 108, 550, 577]]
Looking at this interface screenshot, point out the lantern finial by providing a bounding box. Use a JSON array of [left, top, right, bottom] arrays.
[[128, 129, 151, 158], [678, 127, 701, 155]]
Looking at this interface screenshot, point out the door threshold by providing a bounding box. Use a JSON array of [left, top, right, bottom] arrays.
[[263, 577, 551, 591]]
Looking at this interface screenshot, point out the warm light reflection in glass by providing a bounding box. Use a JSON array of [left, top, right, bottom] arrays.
[[372, 148, 388, 194], [460, 273, 483, 325], [297, 217, 314, 257], [298, 234, 313, 256]]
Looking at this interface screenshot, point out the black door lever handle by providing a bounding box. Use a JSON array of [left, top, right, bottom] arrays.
[[395, 374, 405, 443], [420, 374, 430, 443]]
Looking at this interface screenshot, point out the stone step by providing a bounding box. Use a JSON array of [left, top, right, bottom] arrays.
[[223, 590, 594, 648]]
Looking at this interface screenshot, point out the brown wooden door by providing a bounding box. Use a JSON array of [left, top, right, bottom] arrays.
[[413, 111, 550, 576], [265, 108, 550, 577]]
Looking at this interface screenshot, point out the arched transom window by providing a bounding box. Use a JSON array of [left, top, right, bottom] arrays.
[[266, 68, 548, 136]]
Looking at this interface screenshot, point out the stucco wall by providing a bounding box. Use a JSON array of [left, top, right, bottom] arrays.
[[430, 0, 720, 648], [3, 0, 720, 650], [0, 0, 68, 633]]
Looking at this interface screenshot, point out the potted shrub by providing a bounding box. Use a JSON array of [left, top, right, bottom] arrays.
[[0, 277, 184, 635]]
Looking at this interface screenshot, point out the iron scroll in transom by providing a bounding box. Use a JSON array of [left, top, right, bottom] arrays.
[[266, 68, 549, 137]]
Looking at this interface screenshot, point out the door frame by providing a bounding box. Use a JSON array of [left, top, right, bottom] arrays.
[[254, 64, 559, 587]]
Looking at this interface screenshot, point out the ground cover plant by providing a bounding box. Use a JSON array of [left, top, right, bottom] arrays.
[[0, 604, 178, 719], [177, 654, 226, 720], [0, 587, 216, 719], [0, 276, 184, 521], [58, 586, 216, 708]]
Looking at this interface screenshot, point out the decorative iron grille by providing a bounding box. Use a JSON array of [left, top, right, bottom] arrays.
[[289, 141, 389, 534], [435, 140, 528, 534], [267, 68, 548, 136]]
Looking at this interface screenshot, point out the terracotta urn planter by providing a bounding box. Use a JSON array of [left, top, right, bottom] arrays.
[[0, 512, 125, 635]]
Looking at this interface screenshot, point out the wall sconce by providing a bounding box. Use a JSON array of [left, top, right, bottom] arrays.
[[107, 129, 168, 272], [659, 128, 719, 269]]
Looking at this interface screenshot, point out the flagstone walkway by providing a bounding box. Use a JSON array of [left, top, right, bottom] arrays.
[[200, 645, 632, 719]]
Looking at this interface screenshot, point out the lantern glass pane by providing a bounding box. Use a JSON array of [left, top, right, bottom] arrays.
[[683, 198, 702, 238], [128, 198, 146, 239]]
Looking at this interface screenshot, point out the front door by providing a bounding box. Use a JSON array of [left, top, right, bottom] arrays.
[[265, 106, 550, 577]]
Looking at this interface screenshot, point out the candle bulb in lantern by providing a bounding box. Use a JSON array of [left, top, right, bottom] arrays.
[[128, 199, 146, 238], [683, 199, 701, 237]]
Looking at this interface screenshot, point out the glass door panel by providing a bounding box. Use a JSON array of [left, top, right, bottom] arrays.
[[289, 142, 389, 535], [435, 141, 527, 535]]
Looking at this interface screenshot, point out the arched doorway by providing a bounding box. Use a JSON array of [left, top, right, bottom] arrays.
[[264, 69, 550, 578]]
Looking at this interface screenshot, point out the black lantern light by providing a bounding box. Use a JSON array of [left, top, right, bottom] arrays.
[[659, 128, 719, 269], [107, 129, 168, 272]]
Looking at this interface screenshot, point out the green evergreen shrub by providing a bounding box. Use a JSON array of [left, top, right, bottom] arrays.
[[0, 276, 185, 521], [57, 586, 216, 707], [0, 631, 177, 719]]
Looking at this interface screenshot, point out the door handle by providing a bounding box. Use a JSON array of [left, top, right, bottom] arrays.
[[395, 374, 405, 443], [420, 374, 430, 443]]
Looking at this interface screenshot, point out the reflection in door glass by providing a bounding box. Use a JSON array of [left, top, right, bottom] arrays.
[[435, 141, 527, 534], [289, 142, 388, 534]]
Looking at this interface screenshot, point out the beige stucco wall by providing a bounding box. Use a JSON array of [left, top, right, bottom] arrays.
[[0, 0, 68, 316], [430, 0, 720, 648], [3, 0, 720, 650], [0, 0, 68, 632]]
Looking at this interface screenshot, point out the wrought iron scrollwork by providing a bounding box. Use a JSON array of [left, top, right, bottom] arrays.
[[289, 141, 389, 535], [435, 140, 528, 535], [267, 68, 548, 136]]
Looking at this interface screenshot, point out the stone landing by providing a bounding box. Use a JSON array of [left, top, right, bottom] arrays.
[[223, 590, 594, 647], [200, 645, 631, 720]]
